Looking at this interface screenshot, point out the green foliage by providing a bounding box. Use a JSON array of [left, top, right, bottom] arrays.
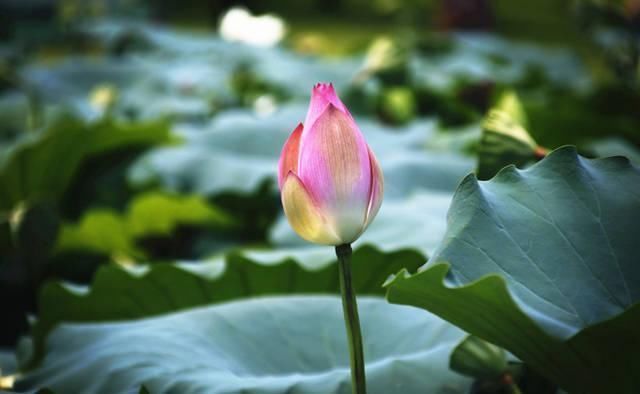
[[0, 116, 174, 349], [56, 192, 234, 258], [2, 11, 640, 394], [0, 116, 173, 211], [27, 246, 424, 368], [386, 147, 640, 393], [57, 211, 136, 257], [449, 336, 507, 380], [524, 86, 640, 148], [17, 296, 471, 394], [377, 86, 416, 125]]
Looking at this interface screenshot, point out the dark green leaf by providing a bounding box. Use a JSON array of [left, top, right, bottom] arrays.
[[28, 246, 424, 368], [449, 335, 507, 380], [0, 117, 173, 211]]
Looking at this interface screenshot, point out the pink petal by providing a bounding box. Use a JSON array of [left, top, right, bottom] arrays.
[[303, 83, 350, 133], [297, 103, 372, 242], [277, 123, 303, 189], [363, 147, 384, 230], [280, 172, 341, 245]]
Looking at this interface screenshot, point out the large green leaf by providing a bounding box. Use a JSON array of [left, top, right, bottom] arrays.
[[28, 246, 424, 368], [18, 296, 471, 394], [0, 116, 172, 211], [385, 146, 640, 393]]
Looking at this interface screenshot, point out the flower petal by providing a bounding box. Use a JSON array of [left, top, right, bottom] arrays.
[[277, 123, 303, 189], [363, 147, 384, 230], [281, 172, 341, 245], [303, 83, 350, 133], [298, 104, 371, 242]]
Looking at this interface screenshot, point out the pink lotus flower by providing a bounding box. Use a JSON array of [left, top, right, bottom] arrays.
[[278, 83, 384, 245]]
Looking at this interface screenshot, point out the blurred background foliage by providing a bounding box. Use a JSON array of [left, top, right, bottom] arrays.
[[0, 0, 639, 393]]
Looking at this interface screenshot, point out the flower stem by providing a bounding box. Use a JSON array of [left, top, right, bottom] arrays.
[[335, 243, 366, 394]]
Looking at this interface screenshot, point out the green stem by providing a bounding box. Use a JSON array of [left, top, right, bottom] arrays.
[[335, 244, 366, 394]]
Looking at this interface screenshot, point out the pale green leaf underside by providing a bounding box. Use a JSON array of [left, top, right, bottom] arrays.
[[18, 296, 471, 394]]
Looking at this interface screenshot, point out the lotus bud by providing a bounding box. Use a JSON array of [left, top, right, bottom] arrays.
[[278, 83, 384, 245]]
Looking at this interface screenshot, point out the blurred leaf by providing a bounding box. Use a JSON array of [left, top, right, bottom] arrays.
[[0, 116, 172, 211], [57, 147, 148, 220], [127, 193, 232, 237], [492, 0, 584, 45], [0, 93, 30, 140], [586, 137, 640, 163], [229, 64, 289, 107], [18, 296, 471, 394], [129, 105, 473, 197], [492, 90, 529, 127], [414, 86, 480, 127], [14, 204, 60, 274], [28, 245, 424, 368], [209, 181, 282, 243], [56, 210, 139, 258], [20, 59, 144, 116], [450, 335, 507, 380], [0, 203, 60, 349], [358, 36, 410, 82], [377, 86, 416, 125], [524, 85, 640, 148], [412, 34, 591, 93], [386, 147, 640, 393], [0, 218, 11, 252], [476, 91, 545, 180], [76, 20, 358, 113], [0, 351, 16, 375], [56, 192, 234, 258]]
